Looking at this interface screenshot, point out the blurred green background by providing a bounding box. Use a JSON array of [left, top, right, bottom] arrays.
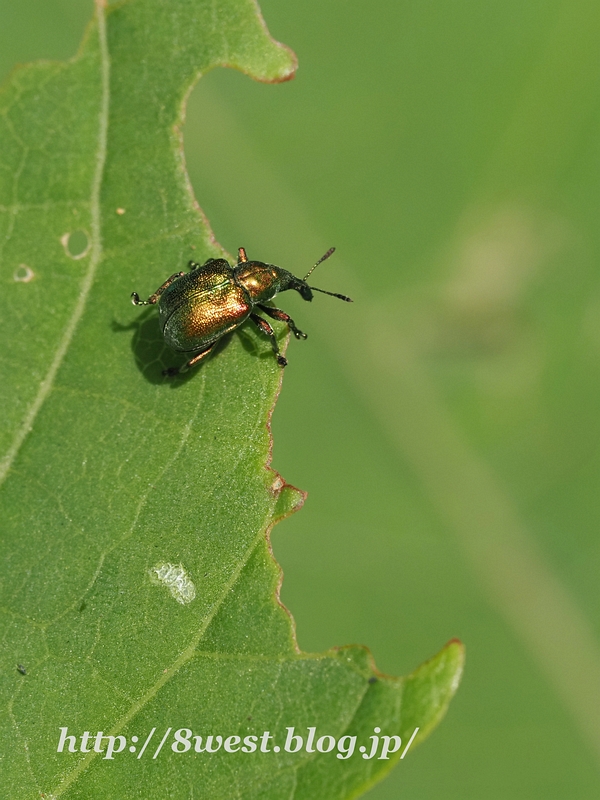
[[2, 0, 600, 796]]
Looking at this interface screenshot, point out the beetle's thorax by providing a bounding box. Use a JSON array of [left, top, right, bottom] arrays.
[[234, 261, 287, 303]]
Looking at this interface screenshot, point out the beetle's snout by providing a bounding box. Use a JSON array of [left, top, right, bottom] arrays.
[[298, 282, 313, 302], [282, 274, 313, 301]]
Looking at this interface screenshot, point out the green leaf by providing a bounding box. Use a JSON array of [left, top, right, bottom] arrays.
[[0, 1, 464, 797]]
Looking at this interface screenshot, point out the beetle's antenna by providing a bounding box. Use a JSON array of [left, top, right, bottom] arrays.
[[303, 247, 336, 281], [309, 286, 353, 302]]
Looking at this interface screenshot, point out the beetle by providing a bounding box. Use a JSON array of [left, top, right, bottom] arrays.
[[131, 246, 352, 376]]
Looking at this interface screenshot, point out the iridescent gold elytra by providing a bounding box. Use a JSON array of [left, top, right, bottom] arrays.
[[131, 247, 352, 376]]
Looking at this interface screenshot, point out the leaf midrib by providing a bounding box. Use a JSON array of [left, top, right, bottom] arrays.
[[0, 1, 109, 488]]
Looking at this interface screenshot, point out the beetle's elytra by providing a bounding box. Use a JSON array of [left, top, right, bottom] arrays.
[[131, 247, 352, 377]]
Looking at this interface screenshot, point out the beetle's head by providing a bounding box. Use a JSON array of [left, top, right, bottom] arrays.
[[278, 271, 314, 301], [234, 248, 352, 305]]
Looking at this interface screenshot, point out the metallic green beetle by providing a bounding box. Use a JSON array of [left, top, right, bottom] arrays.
[[131, 246, 352, 376]]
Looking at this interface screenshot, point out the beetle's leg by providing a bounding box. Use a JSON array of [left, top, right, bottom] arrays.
[[162, 343, 216, 377], [249, 313, 287, 367], [258, 304, 307, 340], [237, 247, 248, 264], [131, 272, 185, 306]]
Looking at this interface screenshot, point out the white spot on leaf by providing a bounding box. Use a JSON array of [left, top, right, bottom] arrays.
[[150, 562, 196, 605]]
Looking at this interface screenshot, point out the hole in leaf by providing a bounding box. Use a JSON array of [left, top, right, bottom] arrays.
[[62, 229, 90, 259], [13, 264, 35, 282]]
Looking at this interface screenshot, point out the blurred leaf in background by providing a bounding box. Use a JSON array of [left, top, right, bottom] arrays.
[[1, 0, 600, 798]]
